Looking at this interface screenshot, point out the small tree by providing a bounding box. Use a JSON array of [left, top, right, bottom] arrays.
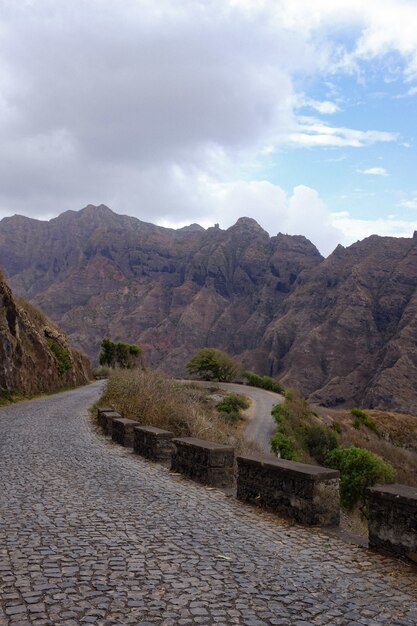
[[325, 446, 396, 511], [99, 337, 142, 369], [270, 432, 298, 460], [186, 347, 239, 382]]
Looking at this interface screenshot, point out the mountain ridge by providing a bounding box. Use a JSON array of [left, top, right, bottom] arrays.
[[1, 204, 417, 414]]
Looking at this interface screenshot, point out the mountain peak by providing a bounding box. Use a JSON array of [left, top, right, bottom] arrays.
[[230, 217, 268, 235]]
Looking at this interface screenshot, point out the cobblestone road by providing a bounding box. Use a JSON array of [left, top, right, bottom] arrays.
[[1, 382, 417, 626]]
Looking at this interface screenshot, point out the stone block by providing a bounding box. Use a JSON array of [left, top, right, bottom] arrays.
[[236, 455, 340, 527], [111, 418, 137, 447], [97, 407, 114, 430], [171, 437, 235, 488], [100, 411, 122, 436], [368, 484, 417, 562], [133, 426, 174, 463]]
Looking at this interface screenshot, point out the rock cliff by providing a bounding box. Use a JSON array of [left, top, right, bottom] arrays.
[[2, 204, 417, 414], [0, 276, 91, 395]]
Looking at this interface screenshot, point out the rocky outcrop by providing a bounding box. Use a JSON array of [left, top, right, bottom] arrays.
[[0, 206, 322, 376], [0, 277, 91, 395], [2, 204, 417, 414], [263, 233, 417, 414]]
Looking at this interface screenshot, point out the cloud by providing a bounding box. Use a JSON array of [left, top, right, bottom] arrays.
[[286, 117, 398, 148], [331, 211, 417, 242], [295, 96, 340, 114], [357, 167, 389, 176], [0, 0, 415, 257], [399, 196, 417, 210], [156, 175, 343, 257]]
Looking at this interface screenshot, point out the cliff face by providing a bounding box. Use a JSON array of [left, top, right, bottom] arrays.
[[2, 204, 417, 414], [0, 206, 322, 376], [0, 278, 91, 395], [263, 233, 417, 414]]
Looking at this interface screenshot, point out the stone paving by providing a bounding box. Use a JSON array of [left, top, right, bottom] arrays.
[[1, 382, 417, 626]]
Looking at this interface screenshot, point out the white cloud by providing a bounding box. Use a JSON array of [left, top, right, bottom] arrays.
[[357, 167, 389, 176], [331, 211, 417, 242], [156, 175, 343, 256], [295, 96, 340, 114], [0, 0, 415, 254], [286, 117, 398, 148], [399, 196, 417, 210]]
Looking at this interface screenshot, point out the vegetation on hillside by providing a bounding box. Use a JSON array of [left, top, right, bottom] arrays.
[[269, 391, 397, 511], [98, 368, 257, 454], [186, 347, 239, 382], [243, 371, 284, 394], [99, 337, 142, 369]]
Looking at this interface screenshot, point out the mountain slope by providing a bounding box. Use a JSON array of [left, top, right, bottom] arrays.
[[263, 233, 417, 413], [0, 205, 322, 376], [0, 275, 91, 395], [2, 204, 417, 413]]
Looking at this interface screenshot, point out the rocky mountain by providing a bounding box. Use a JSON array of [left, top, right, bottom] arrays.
[[263, 233, 417, 414], [0, 275, 92, 395], [1, 204, 417, 414]]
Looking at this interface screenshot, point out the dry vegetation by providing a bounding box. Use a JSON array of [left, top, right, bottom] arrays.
[[99, 368, 259, 455], [313, 405, 417, 487]]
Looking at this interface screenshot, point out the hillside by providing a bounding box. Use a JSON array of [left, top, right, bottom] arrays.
[[0, 204, 321, 374], [0, 275, 91, 395], [2, 204, 417, 414]]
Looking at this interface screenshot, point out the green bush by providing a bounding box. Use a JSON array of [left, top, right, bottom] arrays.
[[325, 446, 396, 511], [217, 393, 250, 421], [332, 421, 342, 434], [186, 347, 239, 382], [351, 407, 377, 432], [303, 424, 339, 464], [48, 340, 72, 376], [270, 432, 298, 460], [243, 371, 284, 394]]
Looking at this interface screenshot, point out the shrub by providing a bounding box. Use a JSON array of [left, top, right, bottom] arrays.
[[304, 424, 339, 464], [99, 337, 142, 369], [243, 371, 284, 394], [270, 432, 298, 460], [325, 446, 396, 511], [351, 407, 377, 432], [98, 369, 256, 454], [217, 393, 250, 420], [48, 340, 72, 376], [186, 347, 239, 382], [332, 421, 342, 434]]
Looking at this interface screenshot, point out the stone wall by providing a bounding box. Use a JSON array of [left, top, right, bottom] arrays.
[[100, 411, 122, 436], [368, 484, 417, 562], [171, 438, 235, 488], [134, 426, 174, 464], [111, 418, 137, 447], [97, 407, 114, 430], [237, 454, 340, 527]]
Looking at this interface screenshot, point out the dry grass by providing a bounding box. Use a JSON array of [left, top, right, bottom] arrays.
[[313, 405, 417, 487], [99, 369, 259, 455]]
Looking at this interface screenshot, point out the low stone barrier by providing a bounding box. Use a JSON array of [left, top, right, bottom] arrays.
[[99, 410, 122, 437], [111, 418, 137, 447], [97, 407, 114, 430], [236, 455, 340, 527], [134, 426, 174, 463], [171, 438, 235, 488], [368, 484, 417, 562]]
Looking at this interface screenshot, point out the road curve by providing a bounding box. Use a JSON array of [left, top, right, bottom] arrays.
[[1, 382, 417, 625], [191, 381, 282, 454]]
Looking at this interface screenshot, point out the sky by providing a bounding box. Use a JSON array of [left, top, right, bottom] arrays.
[[0, 0, 417, 256]]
